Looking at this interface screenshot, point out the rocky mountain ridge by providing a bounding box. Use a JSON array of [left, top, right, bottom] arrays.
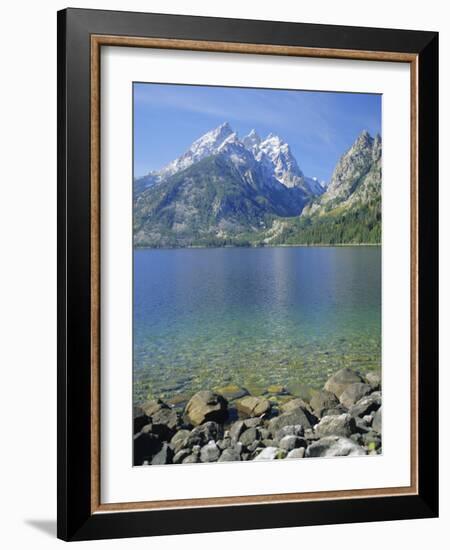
[[134, 124, 381, 247]]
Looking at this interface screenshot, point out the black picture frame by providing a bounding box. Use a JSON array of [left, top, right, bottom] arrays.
[[57, 7, 438, 541]]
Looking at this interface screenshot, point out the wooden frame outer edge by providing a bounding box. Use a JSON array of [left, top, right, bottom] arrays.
[[89, 34, 419, 514]]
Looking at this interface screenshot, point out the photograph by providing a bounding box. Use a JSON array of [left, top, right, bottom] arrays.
[[132, 83, 383, 466]]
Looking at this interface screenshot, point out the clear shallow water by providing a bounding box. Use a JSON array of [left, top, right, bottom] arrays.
[[133, 247, 381, 404]]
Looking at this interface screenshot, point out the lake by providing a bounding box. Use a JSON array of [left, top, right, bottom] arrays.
[[133, 246, 381, 404]]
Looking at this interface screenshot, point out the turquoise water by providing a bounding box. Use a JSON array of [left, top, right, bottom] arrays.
[[133, 247, 381, 404]]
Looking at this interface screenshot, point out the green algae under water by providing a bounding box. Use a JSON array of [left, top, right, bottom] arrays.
[[133, 247, 381, 404]]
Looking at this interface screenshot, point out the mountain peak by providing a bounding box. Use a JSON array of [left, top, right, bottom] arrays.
[[355, 129, 373, 145], [264, 133, 283, 144], [188, 122, 234, 154], [242, 129, 262, 150], [217, 121, 232, 132]]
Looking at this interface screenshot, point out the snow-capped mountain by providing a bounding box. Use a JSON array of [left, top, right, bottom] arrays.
[[133, 126, 381, 247], [135, 123, 324, 198], [157, 122, 234, 181]]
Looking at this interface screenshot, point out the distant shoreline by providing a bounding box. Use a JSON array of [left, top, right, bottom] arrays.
[[134, 243, 381, 251]]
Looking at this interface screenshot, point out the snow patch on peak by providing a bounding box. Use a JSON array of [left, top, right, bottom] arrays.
[[156, 122, 234, 179], [143, 123, 325, 198], [242, 129, 261, 151]]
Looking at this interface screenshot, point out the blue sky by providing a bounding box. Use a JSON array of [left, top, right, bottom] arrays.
[[134, 83, 381, 182]]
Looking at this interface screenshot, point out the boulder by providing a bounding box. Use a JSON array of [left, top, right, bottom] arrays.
[[349, 392, 381, 418], [217, 437, 232, 451], [306, 436, 367, 457], [185, 391, 228, 426], [366, 371, 382, 390], [281, 398, 311, 414], [244, 417, 263, 428], [279, 435, 305, 451], [258, 428, 271, 440], [170, 429, 191, 452], [254, 447, 278, 461], [268, 407, 316, 435], [173, 449, 191, 464], [200, 441, 221, 462], [218, 447, 242, 462], [182, 453, 200, 464], [339, 383, 372, 409], [150, 407, 180, 439], [320, 406, 347, 417], [247, 440, 262, 453], [372, 407, 382, 433], [186, 421, 222, 447], [287, 447, 305, 459], [239, 427, 259, 447], [310, 390, 339, 416], [151, 442, 173, 465], [324, 368, 365, 398], [274, 424, 304, 442], [354, 416, 372, 434], [350, 433, 364, 445], [315, 413, 357, 438], [229, 420, 245, 442], [235, 396, 271, 417]]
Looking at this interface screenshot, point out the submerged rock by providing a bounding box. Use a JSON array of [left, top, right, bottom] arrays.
[[141, 398, 168, 417], [185, 391, 228, 426], [215, 384, 249, 401]]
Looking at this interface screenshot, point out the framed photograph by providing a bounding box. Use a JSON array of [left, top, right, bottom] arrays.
[[57, 8, 438, 541]]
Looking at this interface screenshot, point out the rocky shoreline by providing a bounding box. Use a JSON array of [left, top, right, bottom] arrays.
[[134, 368, 382, 466]]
